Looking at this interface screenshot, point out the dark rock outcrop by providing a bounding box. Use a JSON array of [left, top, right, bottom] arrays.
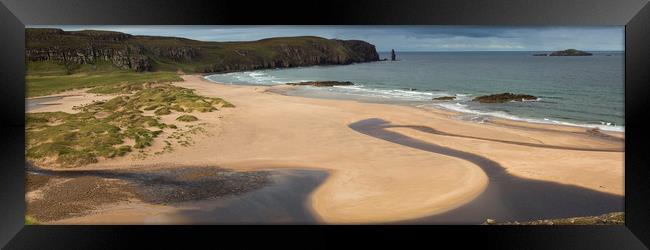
[[549, 49, 593, 56], [286, 81, 354, 87], [26, 28, 380, 73], [432, 96, 456, 101], [473, 93, 538, 103], [390, 49, 396, 61]]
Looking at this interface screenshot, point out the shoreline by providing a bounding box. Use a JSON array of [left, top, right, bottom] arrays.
[[200, 74, 624, 136], [26, 74, 624, 224], [198, 74, 625, 146], [202, 72, 625, 133]]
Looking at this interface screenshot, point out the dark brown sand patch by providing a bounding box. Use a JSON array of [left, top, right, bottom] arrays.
[[26, 166, 271, 222], [129, 167, 271, 205], [27, 176, 135, 222], [26, 173, 52, 192]]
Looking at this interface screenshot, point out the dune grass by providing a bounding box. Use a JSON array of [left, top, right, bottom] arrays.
[[25, 215, 38, 225], [176, 115, 199, 122], [26, 82, 233, 168], [26, 59, 234, 167], [154, 107, 172, 115]]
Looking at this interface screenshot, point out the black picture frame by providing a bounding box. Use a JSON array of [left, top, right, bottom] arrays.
[[1, 0, 648, 248]]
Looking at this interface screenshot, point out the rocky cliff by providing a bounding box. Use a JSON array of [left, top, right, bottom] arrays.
[[26, 28, 380, 73]]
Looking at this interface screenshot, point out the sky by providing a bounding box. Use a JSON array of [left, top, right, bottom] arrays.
[[29, 25, 624, 52]]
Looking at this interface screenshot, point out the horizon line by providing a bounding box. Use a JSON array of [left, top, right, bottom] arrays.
[[378, 50, 625, 52]]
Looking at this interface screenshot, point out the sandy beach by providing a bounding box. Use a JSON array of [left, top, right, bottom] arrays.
[[26, 75, 624, 224]]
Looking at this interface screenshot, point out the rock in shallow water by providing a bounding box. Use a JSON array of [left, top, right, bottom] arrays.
[[286, 81, 354, 87], [473, 93, 537, 103], [432, 96, 456, 101]]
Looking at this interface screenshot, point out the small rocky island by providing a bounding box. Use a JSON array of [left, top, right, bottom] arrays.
[[473, 93, 538, 103], [534, 49, 593, 56], [550, 49, 593, 56], [286, 81, 354, 87]]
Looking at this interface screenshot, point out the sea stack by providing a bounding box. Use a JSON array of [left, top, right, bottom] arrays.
[[391, 49, 396, 61]]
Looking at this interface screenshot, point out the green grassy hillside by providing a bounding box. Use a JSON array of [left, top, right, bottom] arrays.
[[26, 28, 380, 73], [26, 28, 379, 97], [27, 61, 182, 97]]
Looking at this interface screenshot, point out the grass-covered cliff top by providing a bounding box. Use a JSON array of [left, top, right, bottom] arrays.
[[26, 28, 379, 97], [26, 28, 379, 74]]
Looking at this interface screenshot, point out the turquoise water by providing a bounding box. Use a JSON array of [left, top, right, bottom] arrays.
[[205, 51, 624, 131]]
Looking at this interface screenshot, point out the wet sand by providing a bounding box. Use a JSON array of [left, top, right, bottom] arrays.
[[168, 169, 328, 224], [26, 89, 117, 113], [26, 96, 64, 112], [348, 119, 623, 224], [33, 168, 327, 224]]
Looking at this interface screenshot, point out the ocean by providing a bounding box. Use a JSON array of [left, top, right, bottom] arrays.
[[205, 51, 624, 132]]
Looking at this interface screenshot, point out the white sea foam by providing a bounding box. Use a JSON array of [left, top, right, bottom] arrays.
[[246, 71, 278, 83], [331, 85, 451, 101], [207, 71, 302, 85], [454, 93, 472, 101], [432, 102, 624, 132]]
